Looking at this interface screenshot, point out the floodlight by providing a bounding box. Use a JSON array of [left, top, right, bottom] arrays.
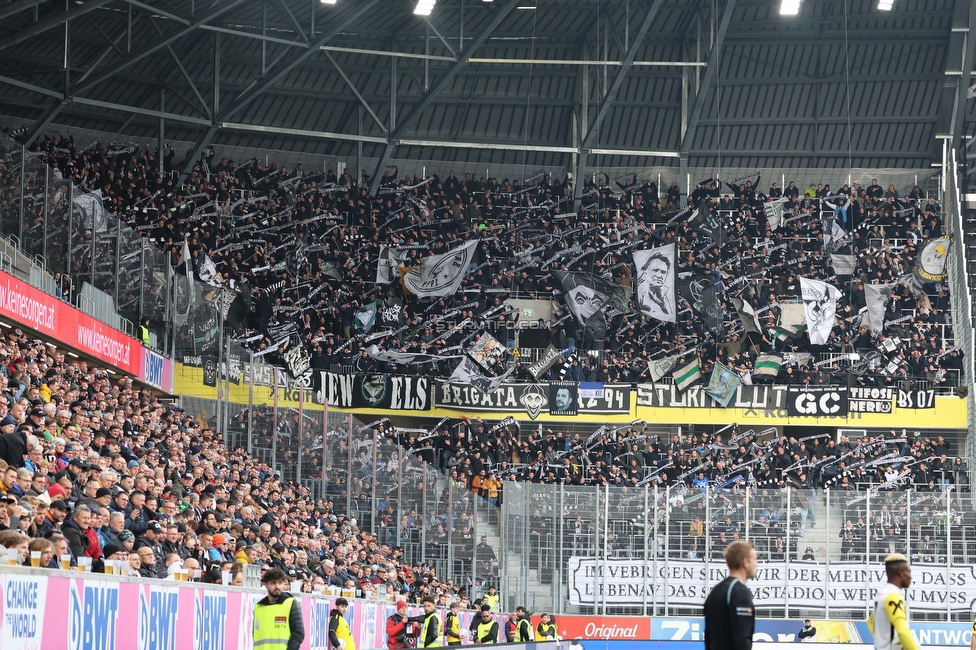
[[320, 0, 336, 4], [877, 0, 893, 9], [414, 0, 436, 15], [780, 0, 801, 15]]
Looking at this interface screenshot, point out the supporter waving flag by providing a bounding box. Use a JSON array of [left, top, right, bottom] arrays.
[[633, 244, 676, 322], [401, 240, 478, 298], [799, 277, 841, 345]]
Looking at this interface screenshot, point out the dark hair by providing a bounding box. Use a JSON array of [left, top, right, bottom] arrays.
[[335, 597, 349, 606], [262, 568, 287, 584], [422, 596, 435, 605]]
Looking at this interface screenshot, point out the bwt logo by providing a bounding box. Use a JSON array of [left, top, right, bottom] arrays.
[[309, 601, 330, 650], [68, 580, 120, 650], [143, 350, 164, 387], [193, 592, 227, 650], [139, 587, 178, 650]]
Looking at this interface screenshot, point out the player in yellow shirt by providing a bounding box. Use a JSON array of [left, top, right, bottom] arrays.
[[868, 554, 918, 650]]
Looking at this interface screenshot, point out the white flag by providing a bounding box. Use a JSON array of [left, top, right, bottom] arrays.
[[765, 197, 788, 231], [799, 277, 841, 345], [401, 240, 477, 298], [633, 244, 676, 322], [864, 284, 893, 335], [376, 245, 412, 284], [73, 189, 108, 233]]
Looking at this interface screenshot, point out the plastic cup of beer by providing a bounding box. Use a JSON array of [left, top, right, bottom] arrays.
[[7, 547, 18, 566], [78, 557, 92, 572], [191, 569, 201, 581], [60, 554, 71, 570], [290, 580, 303, 593], [103, 560, 114, 574], [221, 571, 231, 585], [30, 551, 41, 568]]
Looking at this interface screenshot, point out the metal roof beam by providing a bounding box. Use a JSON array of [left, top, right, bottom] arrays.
[[422, 17, 457, 58], [0, 74, 62, 99], [368, 0, 523, 196], [575, 0, 665, 206], [120, 0, 189, 26], [270, 0, 308, 44], [950, 1, 976, 152], [322, 50, 387, 133], [0, 0, 114, 52], [72, 0, 251, 96], [0, 0, 47, 23], [18, 99, 70, 148], [680, 0, 736, 154], [218, 0, 382, 123], [933, 0, 971, 160], [687, 149, 932, 157], [697, 116, 938, 126]]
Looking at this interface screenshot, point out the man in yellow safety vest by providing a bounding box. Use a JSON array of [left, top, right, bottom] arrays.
[[254, 568, 305, 650], [473, 605, 498, 645], [418, 596, 443, 648]]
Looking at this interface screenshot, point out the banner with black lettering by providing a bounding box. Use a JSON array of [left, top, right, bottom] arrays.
[[566, 557, 976, 611], [320, 372, 431, 410], [549, 382, 579, 416], [786, 386, 849, 417], [849, 386, 893, 413], [896, 385, 936, 409], [437, 382, 631, 420]]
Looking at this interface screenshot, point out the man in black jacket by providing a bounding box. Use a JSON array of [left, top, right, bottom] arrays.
[[704, 541, 757, 650]]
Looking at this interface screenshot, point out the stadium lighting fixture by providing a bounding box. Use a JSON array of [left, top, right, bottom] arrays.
[[414, 0, 436, 15], [780, 0, 801, 15], [320, 0, 336, 4], [877, 0, 893, 9]]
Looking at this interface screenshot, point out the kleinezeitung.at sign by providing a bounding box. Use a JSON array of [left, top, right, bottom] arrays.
[[567, 558, 976, 611], [0, 270, 140, 375]]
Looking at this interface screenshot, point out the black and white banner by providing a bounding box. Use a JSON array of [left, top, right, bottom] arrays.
[[319, 372, 431, 410], [567, 558, 976, 611], [637, 383, 789, 410], [896, 386, 936, 409], [864, 284, 892, 335], [848, 386, 893, 413], [549, 382, 579, 416], [376, 245, 413, 284], [633, 244, 676, 322], [437, 382, 631, 420], [401, 240, 478, 298], [676, 275, 725, 337], [799, 277, 840, 345], [786, 386, 849, 417]]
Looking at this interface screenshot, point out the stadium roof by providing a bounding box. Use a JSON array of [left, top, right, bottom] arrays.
[[0, 0, 973, 184]]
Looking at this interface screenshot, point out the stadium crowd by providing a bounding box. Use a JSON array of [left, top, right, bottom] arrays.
[[0, 327, 488, 608], [0, 132, 969, 592], [5, 133, 962, 392]]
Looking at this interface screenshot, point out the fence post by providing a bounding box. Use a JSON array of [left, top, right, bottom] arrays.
[[42, 165, 49, 263], [297, 383, 304, 486], [321, 397, 329, 507], [247, 350, 254, 455], [271, 370, 279, 471], [824, 488, 830, 618], [18, 146, 25, 244]]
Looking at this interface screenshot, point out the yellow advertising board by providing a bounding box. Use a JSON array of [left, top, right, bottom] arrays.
[[174, 364, 968, 429]]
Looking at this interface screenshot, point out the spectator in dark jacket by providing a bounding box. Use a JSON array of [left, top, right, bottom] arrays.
[[62, 506, 92, 559], [0, 429, 27, 468]]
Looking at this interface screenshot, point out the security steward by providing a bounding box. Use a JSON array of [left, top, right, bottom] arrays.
[[137, 318, 150, 345], [330, 597, 356, 650], [445, 602, 463, 646], [254, 568, 305, 650], [473, 605, 499, 645], [417, 596, 443, 648], [513, 607, 532, 643], [535, 613, 557, 641]]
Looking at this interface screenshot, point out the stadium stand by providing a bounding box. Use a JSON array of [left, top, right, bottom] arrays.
[[0, 132, 972, 619]]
